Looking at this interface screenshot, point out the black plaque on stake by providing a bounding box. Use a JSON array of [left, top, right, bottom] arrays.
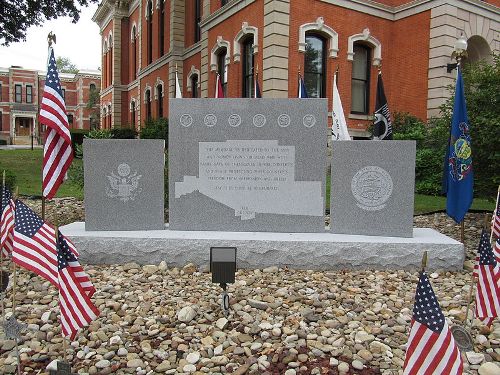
[[49, 361, 74, 375]]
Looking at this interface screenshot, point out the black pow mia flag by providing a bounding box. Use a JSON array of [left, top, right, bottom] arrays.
[[373, 72, 393, 140]]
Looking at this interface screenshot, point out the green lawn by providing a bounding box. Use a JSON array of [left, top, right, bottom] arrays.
[[1, 149, 495, 215], [0, 149, 83, 199]]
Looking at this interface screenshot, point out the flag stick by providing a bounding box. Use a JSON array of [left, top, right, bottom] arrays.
[[491, 185, 500, 243], [460, 221, 465, 243], [421, 251, 428, 272]]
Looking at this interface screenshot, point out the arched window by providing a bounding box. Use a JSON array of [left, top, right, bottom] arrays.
[[157, 84, 163, 118], [90, 83, 96, 92], [217, 48, 227, 97], [159, 0, 165, 56], [147, 1, 153, 64], [102, 40, 108, 88], [132, 26, 137, 79], [191, 74, 199, 98], [242, 37, 255, 98], [145, 89, 152, 121], [131, 100, 136, 127], [107, 104, 112, 128], [194, 0, 201, 43], [304, 33, 326, 98], [351, 43, 371, 114]]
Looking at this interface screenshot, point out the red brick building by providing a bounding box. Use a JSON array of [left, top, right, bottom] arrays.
[[93, 0, 499, 138], [0, 66, 101, 145]]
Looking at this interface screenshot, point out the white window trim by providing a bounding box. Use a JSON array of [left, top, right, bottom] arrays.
[[233, 22, 258, 63], [347, 28, 382, 66], [145, 0, 154, 18], [130, 97, 137, 111], [154, 78, 165, 100], [186, 66, 200, 92], [131, 23, 138, 41], [102, 39, 108, 54], [108, 32, 113, 49], [144, 85, 152, 103], [210, 36, 231, 72], [298, 17, 338, 58]]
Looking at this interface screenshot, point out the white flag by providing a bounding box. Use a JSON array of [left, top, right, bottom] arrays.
[[175, 70, 182, 98], [331, 74, 350, 141]]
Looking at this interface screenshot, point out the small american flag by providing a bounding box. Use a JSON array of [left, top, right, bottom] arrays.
[[57, 234, 99, 339], [473, 229, 491, 279], [495, 238, 500, 263], [12, 200, 95, 296], [474, 232, 500, 327], [403, 272, 463, 375], [1, 185, 14, 257], [492, 191, 500, 240], [40, 48, 73, 199]]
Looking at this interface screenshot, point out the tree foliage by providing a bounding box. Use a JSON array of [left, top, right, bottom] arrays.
[[56, 56, 79, 74], [392, 54, 499, 198], [0, 0, 98, 46]]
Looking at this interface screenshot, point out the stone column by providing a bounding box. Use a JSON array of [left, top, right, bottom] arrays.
[[170, 0, 186, 98], [262, 0, 290, 98], [200, 0, 211, 98]]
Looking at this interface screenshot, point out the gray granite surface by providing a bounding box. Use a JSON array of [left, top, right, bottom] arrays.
[[61, 222, 464, 271], [83, 139, 165, 231], [330, 140, 416, 237], [169, 99, 327, 233]]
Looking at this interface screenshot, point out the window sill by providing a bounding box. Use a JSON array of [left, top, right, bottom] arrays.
[[348, 114, 373, 121]]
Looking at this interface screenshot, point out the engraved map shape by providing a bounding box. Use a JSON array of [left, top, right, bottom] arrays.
[[175, 140, 323, 220]]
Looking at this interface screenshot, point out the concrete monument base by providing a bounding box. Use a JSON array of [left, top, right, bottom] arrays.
[[60, 222, 464, 271]]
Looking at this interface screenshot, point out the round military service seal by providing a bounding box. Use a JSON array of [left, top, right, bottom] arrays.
[[228, 114, 241, 127], [204, 114, 217, 127], [180, 114, 193, 127], [351, 166, 393, 211], [253, 114, 266, 127], [277, 114, 291, 127], [303, 114, 316, 128], [117, 163, 131, 177]]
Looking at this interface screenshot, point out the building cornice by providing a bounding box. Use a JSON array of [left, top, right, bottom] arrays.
[[200, 0, 256, 30], [92, 0, 131, 31], [182, 42, 202, 60]]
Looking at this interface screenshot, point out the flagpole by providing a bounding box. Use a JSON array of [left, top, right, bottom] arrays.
[[11, 186, 21, 375]]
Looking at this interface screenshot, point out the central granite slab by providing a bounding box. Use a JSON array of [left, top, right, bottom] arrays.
[[169, 99, 327, 232]]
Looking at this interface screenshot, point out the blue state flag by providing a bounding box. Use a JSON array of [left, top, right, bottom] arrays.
[[444, 67, 473, 223], [298, 75, 308, 98]]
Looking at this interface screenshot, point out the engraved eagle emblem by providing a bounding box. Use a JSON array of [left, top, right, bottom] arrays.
[[105, 163, 142, 202]]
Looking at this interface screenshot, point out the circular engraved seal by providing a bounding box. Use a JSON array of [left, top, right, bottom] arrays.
[[204, 114, 217, 127], [228, 114, 241, 127], [303, 114, 316, 128], [351, 166, 393, 211], [277, 114, 291, 128], [450, 325, 473, 352], [179, 114, 193, 127], [252, 114, 266, 127], [117, 163, 131, 177]]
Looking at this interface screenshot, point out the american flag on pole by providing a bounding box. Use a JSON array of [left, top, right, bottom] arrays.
[[474, 232, 500, 327], [215, 73, 224, 98], [492, 188, 500, 240], [403, 271, 463, 375], [40, 48, 73, 199], [0, 184, 14, 257], [12, 200, 95, 296], [495, 238, 500, 263], [57, 233, 99, 339], [473, 229, 492, 279]]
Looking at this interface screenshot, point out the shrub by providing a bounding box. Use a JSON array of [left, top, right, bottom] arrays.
[[140, 118, 168, 144], [111, 127, 137, 139]]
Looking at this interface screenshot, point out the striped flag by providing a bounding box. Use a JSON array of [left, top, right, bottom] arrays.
[[495, 238, 500, 263], [0, 184, 14, 257], [492, 188, 500, 240], [474, 231, 500, 327], [473, 229, 491, 279], [40, 48, 73, 199], [12, 200, 95, 296], [403, 271, 463, 375], [57, 233, 99, 339]]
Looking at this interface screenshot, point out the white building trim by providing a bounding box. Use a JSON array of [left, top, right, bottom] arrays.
[[298, 17, 339, 58], [347, 28, 382, 66], [233, 22, 259, 62], [210, 36, 231, 72]]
